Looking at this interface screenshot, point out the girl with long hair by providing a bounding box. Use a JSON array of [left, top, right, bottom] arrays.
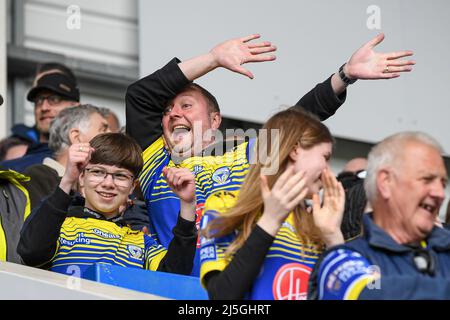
[[199, 108, 345, 300]]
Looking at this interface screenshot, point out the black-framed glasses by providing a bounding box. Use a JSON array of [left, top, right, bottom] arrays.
[[34, 94, 66, 107], [84, 167, 134, 188]]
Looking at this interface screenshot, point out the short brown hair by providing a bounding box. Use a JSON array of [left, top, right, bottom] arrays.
[[89, 133, 143, 177], [179, 83, 220, 113]]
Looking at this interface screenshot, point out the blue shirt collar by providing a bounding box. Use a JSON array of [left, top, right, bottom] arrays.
[[363, 214, 450, 253]]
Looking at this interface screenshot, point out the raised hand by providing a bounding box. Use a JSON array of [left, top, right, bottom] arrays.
[[163, 167, 196, 203], [258, 165, 309, 236], [345, 33, 415, 80], [209, 34, 277, 79], [312, 168, 345, 247], [163, 167, 197, 222], [60, 143, 94, 194], [179, 34, 276, 82]]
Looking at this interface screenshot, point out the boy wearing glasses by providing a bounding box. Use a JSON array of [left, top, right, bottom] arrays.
[[18, 133, 197, 276]]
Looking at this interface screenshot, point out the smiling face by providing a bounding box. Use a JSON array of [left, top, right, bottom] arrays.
[[79, 164, 135, 218], [380, 142, 447, 240], [289, 142, 333, 198], [162, 89, 220, 157], [34, 90, 78, 137]]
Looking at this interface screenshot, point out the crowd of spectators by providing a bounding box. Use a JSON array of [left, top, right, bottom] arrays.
[[1, 33, 449, 300]]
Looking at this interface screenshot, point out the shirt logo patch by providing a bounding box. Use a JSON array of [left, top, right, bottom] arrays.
[[212, 167, 231, 186], [273, 263, 312, 300], [127, 245, 143, 260], [193, 165, 204, 175], [60, 233, 90, 246], [93, 229, 121, 239], [200, 243, 217, 261]]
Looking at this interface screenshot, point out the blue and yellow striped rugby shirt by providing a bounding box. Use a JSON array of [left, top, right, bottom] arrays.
[[50, 216, 167, 276], [199, 190, 323, 300], [139, 137, 253, 276]]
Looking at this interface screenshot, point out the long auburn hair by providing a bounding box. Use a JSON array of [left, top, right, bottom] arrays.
[[203, 108, 334, 255]]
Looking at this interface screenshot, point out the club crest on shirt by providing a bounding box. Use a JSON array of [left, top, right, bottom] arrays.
[[273, 263, 312, 300], [212, 167, 231, 186], [193, 165, 204, 176], [128, 245, 143, 260]]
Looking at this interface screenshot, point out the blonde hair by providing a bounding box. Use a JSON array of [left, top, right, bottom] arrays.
[[203, 108, 333, 255]]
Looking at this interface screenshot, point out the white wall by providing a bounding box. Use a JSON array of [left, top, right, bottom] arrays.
[[138, 0, 450, 155], [23, 0, 138, 67], [14, 0, 136, 131], [138, 0, 450, 220]]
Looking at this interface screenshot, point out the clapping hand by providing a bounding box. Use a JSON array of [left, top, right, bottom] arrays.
[[312, 168, 345, 247]]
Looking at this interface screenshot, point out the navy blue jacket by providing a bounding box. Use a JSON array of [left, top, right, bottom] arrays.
[[309, 214, 450, 300], [0, 143, 53, 173], [11, 124, 40, 145]]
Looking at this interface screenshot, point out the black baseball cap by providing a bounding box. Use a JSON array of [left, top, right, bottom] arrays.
[[27, 72, 80, 103]]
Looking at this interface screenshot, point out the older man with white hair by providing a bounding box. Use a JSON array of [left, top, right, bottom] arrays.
[[309, 132, 450, 300], [24, 104, 110, 209]]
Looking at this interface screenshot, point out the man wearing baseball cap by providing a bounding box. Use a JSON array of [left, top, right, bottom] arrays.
[[1, 69, 80, 172], [27, 71, 80, 143]]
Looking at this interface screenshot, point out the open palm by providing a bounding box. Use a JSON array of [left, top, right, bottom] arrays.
[[312, 168, 345, 246], [346, 33, 415, 80]]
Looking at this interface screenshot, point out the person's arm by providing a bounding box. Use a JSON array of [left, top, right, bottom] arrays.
[[151, 167, 198, 275], [294, 75, 347, 121], [203, 166, 309, 299], [154, 214, 197, 275], [162, 167, 197, 222], [313, 246, 450, 299], [313, 248, 380, 300], [179, 34, 276, 81], [203, 224, 275, 300], [18, 143, 93, 267], [295, 33, 415, 121], [126, 34, 276, 150], [17, 186, 71, 267]]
